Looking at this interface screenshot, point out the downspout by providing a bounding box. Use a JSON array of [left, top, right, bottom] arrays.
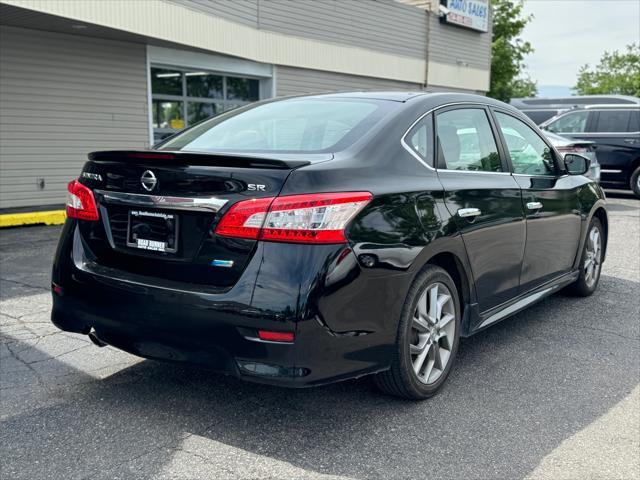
[[424, 2, 431, 90]]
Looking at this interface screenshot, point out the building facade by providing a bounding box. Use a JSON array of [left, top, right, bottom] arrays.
[[0, 0, 491, 210]]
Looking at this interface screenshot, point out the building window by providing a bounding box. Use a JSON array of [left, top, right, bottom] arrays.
[[150, 66, 261, 142]]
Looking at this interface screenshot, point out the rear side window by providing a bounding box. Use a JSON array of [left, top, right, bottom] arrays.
[[405, 115, 434, 166], [159, 98, 394, 153], [593, 110, 631, 132], [547, 110, 589, 133], [435, 108, 502, 172], [522, 110, 558, 125], [495, 112, 555, 176], [630, 111, 640, 132]]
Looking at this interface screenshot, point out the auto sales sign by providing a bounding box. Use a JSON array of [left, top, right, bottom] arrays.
[[441, 0, 489, 33]]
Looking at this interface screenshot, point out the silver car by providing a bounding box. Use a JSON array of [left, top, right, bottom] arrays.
[[544, 131, 601, 183]]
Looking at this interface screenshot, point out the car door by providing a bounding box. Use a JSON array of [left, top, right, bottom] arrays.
[[434, 105, 526, 313], [492, 109, 582, 293], [578, 109, 640, 187]]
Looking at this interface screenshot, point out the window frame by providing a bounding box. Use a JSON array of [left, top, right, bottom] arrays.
[[545, 109, 591, 134], [490, 107, 561, 177], [150, 64, 263, 141], [404, 113, 435, 168], [433, 104, 510, 174], [590, 109, 640, 134]]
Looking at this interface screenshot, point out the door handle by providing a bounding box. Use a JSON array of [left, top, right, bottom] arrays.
[[624, 138, 639, 144], [527, 201, 543, 210], [458, 207, 482, 218]]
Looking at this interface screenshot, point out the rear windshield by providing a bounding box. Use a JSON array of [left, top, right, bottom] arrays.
[[158, 97, 395, 154], [522, 110, 559, 125]]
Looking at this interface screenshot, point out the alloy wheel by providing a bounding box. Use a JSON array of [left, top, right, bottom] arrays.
[[409, 282, 456, 385], [584, 225, 602, 288]]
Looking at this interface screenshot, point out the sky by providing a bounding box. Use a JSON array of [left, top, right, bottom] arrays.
[[520, 0, 640, 97]]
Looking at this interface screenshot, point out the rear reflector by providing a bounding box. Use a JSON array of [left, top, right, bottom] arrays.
[[215, 192, 372, 244], [257, 330, 295, 343], [66, 180, 99, 221]]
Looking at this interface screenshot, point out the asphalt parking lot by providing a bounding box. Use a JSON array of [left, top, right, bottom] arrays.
[[1, 192, 639, 480]]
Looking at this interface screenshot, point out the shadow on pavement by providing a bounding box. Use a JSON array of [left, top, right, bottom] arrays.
[[1, 274, 638, 479], [604, 189, 639, 202]]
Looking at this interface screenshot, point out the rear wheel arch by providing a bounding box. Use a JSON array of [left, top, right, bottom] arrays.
[[629, 159, 640, 197], [422, 252, 472, 326], [628, 157, 640, 181], [591, 206, 608, 258]]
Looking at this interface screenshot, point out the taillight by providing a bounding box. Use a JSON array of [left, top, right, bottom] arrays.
[[215, 192, 372, 244], [215, 197, 273, 240], [66, 180, 99, 221]]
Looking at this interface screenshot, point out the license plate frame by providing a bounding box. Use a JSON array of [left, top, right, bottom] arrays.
[[126, 209, 178, 254]]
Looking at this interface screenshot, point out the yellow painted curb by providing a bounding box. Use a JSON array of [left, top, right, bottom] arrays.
[[0, 210, 66, 228]]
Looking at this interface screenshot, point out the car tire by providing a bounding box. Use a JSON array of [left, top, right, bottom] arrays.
[[630, 166, 640, 198], [374, 265, 461, 400], [566, 217, 604, 297]]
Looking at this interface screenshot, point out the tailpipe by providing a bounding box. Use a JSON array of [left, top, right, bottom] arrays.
[[88, 329, 107, 347]]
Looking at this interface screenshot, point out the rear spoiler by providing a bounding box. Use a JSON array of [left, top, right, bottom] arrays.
[[87, 150, 330, 169]]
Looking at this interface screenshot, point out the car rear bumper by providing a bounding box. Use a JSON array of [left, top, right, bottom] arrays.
[[51, 286, 308, 385], [51, 221, 403, 387]]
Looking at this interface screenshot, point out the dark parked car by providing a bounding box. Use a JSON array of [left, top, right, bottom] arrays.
[[52, 92, 608, 399], [540, 105, 640, 197], [543, 131, 600, 183], [511, 95, 639, 125]]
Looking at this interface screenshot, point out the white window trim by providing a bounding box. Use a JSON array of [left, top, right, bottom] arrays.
[[148, 46, 273, 79], [147, 45, 276, 145]]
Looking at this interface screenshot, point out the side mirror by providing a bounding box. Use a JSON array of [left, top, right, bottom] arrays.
[[564, 154, 590, 175]]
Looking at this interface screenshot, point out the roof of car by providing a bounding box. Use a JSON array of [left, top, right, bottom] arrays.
[[297, 91, 509, 106], [511, 95, 640, 108], [302, 91, 429, 102]]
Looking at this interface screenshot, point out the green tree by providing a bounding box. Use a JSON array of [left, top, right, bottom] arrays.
[[574, 44, 640, 96], [488, 0, 536, 102]]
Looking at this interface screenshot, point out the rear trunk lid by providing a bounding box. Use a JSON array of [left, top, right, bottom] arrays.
[[76, 150, 327, 290]]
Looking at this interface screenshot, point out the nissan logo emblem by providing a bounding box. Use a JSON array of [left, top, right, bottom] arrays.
[[140, 170, 157, 192]]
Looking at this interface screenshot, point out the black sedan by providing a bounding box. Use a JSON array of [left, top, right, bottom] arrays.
[[52, 92, 608, 399]]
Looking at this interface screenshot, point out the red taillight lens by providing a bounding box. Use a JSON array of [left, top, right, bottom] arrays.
[[215, 192, 372, 244], [215, 197, 274, 240], [257, 330, 295, 342], [66, 180, 99, 221]]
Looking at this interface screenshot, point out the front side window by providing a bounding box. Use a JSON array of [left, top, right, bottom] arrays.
[[593, 110, 631, 132], [495, 112, 556, 176], [435, 108, 502, 172], [159, 98, 393, 153], [150, 67, 262, 143], [546, 110, 589, 133]]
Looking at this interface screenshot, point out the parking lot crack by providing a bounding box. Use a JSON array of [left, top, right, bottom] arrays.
[[79, 439, 183, 480], [0, 276, 50, 292], [26, 344, 92, 365], [5, 342, 53, 392], [557, 321, 640, 343]]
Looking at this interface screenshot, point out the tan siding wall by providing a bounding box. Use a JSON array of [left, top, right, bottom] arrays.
[[172, 0, 428, 59], [427, 9, 492, 71], [275, 66, 423, 97], [177, 0, 259, 27], [0, 26, 149, 209]]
